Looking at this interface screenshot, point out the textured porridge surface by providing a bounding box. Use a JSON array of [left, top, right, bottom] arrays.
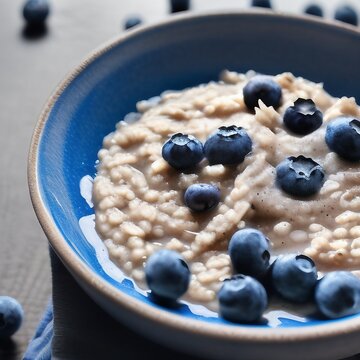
[[93, 70, 360, 308]]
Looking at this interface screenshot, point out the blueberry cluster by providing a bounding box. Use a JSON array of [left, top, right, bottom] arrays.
[[145, 229, 360, 323], [162, 126, 252, 170], [162, 127, 252, 212], [162, 76, 360, 202]]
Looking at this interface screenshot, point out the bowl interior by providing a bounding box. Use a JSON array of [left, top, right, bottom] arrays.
[[36, 12, 360, 327]]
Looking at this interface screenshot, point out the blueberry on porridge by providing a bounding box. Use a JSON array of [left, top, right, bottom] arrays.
[[218, 275, 267, 323], [271, 254, 318, 303], [184, 183, 221, 212], [276, 156, 325, 197], [93, 70, 360, 322], [283, 98, 323, 135]]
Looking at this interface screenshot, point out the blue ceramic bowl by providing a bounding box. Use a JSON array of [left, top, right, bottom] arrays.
[[28, 11, 360, 360]]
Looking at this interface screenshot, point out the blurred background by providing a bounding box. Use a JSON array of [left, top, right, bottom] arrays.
[[0, 0, 359, 358]]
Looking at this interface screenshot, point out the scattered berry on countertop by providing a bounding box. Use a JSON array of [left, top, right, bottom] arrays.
[[304, 4, 323, 17], [204, 125, 252, 165], [271, 254, 318, 303], [334, 5, 358, 26], [218, 275, 268, 323], [276, 155, 325, 197], [184, 183, 220, 212], [170, 0, 190, 13], [0, 296, 24, 339], [124, 16, 142, 30], [315, 271, 360, 319], [228, 228, 270, 279], [251, 0, 272, 9], [325, 117, 360, 161], [145, 249, 190, 301], [243, 75, 282, 110], [162, 133, 204, 170], [283, 98, 323, 135], [22, 0, 50, 26]]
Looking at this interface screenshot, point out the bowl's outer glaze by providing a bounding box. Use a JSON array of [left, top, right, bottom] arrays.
[[30, 11, 360, 360]]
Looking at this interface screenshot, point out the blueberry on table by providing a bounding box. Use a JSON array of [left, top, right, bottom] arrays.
[[170, 0, 190, 13], [184, 183, 220, 212], [162, 133, 204, 170], [22, 0, 50, 26], [304, 4, 323, 17], [204, 125, 252, 165], [334, 5, 358, 26], [145, 249, 190, 301], [124, 16, 142, 30], [0, 296, 24, 339], [228, 228, 270, 279], [283, 98, 323, 135], [325, 117, 360, 161], [276, 155, 325, 197], [315, 271, 360, 319], [243, 75, 282, 110], [251, 0, 272, 9], [218, 275, 267, 323], [271, 254, 318, 302]]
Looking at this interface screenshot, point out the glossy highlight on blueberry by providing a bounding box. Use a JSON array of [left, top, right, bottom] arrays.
[[228, 228, 270, 279], [145, 249, 190, 301], [325, 117, 360, 161], [315, 271, 360, 319], [204, 125, 252, 165], [283, 98, 323, 135], [276, 155, 325, 197], [0, 296, 24, 339], [218, 275, 268, 323], [184, 183, 220, 212], [243, 75, 282, 110], [272, 254, 318, 302], [162, 133, 204, 169]]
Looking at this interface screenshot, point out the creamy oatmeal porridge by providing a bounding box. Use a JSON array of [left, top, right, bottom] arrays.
[[92, 70, 360, 308]]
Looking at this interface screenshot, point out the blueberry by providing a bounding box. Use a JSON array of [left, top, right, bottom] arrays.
[[162, 133, 204, 170], [272, 254, 317, 302], [283, 98, 323, 135], [251, 0, 272, 8], [124, 16, 142, 30], [334, 5, 358, 26], [184, 183, 220, 212], [145, 249, 190, 301], [276, 155, 325, 197], [228, 228, 270, 279], [315, 271, 360, 319], [204, 125, 252, 165], [325, 117, 360, 161], [243, 75, 282, 111], [170, 0, 190, 13], [218, 275, 267, 323], [304, 4, 323, 17], [0, 296, 24, 339], [23, 0, 50, 26]]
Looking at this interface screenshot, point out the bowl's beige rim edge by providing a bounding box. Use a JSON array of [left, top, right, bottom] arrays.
[[27, 9, 360, 344]]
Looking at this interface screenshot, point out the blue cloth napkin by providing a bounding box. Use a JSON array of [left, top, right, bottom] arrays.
[[23, 301, 53, 360]]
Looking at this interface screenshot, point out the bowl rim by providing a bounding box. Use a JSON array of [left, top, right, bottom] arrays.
[[28, 9, 360, 342]]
